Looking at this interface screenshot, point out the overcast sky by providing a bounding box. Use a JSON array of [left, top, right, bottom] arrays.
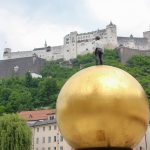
[[0, 0, 150, 59]]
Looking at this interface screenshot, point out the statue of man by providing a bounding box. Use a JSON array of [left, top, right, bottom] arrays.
[[94, 36, 104, 65]]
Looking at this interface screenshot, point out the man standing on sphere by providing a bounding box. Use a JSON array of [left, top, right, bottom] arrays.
[[94, 36, 104, 65]]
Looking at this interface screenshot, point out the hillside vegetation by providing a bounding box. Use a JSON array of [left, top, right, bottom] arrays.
[[0, 49, 150, 114]]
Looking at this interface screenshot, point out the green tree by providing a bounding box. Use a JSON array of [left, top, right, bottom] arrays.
[[0, 114, 32, 150], [7, 90, 33, 113], [38, 78, 59, 106], [25, 72, 32, 87]]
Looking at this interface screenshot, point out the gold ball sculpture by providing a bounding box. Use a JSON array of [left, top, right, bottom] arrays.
[[56, 65, 149, 149]]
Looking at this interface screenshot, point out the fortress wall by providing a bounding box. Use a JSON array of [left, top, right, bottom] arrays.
[[34, 49, 53, 61], [77, 41, 94, 56], [52, 45, 63, 53], [118, 46, 150, 64], [134, 38, 149, 50], [117, 37, 149, 50], [117, 37, 136, 49], [143, 31, 150, 48], [4, 51, 33, 60], [33, 46, 64, 61], [3, 45, 64, 61]]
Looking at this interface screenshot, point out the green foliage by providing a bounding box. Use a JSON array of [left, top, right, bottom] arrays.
[[0, 49, 150, 113], [126, 55, 150, 100], [0, 114, 32, 150], [38, 78, 59, 107]]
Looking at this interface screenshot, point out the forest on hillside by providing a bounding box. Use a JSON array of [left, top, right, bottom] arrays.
[[0, 49, 150, 114]]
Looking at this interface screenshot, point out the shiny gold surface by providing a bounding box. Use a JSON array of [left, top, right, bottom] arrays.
[[56, 66, 149, 149]]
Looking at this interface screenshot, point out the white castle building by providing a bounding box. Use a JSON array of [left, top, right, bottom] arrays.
[[3, 22, 150, 61]]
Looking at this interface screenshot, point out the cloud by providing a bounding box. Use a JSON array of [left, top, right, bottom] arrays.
[[0, 3, 83, 59], [85, 0, 150, 36], [0, 0, 150, 59]]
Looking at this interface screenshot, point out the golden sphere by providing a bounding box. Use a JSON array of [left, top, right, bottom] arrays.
[[56, 66, 149, 149]]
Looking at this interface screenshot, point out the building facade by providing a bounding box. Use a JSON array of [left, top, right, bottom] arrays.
[[31, 114, 72, 150], [19, 109, 72, 150], [3, 22, 150, 61]]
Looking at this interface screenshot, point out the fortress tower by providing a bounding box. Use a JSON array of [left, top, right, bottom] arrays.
[[63, 31, 78, 61]]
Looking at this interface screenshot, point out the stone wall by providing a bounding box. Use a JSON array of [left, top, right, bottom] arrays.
[[117, 36, 149, 50], [118, 46, 150, 64]]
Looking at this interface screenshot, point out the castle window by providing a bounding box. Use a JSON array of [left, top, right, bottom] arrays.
[[86, 48, 88, 51], [67, 50, 69, 52], [4, 51, 8, 54], [36, 138, 39, 144], [72, 37, 75, 43], [66, 38, 69, 44], [43, 137, 45, 143], [48, 136, 51, 143], [46, 46, 51, 52]]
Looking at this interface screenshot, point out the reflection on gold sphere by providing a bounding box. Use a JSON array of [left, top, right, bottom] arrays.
[[56, 66, 149, 149]]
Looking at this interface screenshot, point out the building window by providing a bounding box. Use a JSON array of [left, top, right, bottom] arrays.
[[54, 136, 56, 142], [72, 37, 75, 43], [43, 137, 45, 143], [54, 125, 57, 130], [42, 148, 45, 150], [43, 127, 45, 131], [54, 147, 56, 150], [60, 146, 63, 150], [37, 127, 39, 132], [60, 136, 63, 142], [49, 126, 51, 130], [48, 136, 51, 143], [36, 138, 39, 144], [36, 148, 38, 150], [67, 50, 69, 52], [49, 116, 54, 120], [48, 147, 51, 150]]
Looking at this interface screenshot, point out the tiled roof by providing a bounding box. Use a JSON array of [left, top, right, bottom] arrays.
[[18, 109, 56, 121]]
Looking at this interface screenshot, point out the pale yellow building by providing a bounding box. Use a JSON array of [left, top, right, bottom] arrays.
[[30, 113, 72, 150], [19, 109, 73, 150]]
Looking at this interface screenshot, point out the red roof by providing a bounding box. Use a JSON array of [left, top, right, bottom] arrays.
[[18, 109, 56, 121]]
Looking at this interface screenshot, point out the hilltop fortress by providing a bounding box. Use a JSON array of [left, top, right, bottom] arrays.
[[3, 22, 150, 61]]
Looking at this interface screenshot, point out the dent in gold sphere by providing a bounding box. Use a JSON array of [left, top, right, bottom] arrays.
[[56, 66, 149, 149]]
